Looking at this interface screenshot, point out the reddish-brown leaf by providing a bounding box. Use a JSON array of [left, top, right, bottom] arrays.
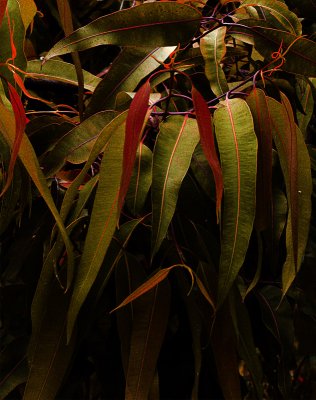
[[0, 0, 7, 26], [0, 82, 27, 197], [119, 79, 151, 209], [191, 85, 223, 220], [246, 88, 273, 231]]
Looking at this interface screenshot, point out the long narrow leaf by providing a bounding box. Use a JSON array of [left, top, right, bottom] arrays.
[[200, 27, 229, 97], [120, 80, 151, 209], [0, 0, 7, 26], [246, 88, 273, 231], [191, 86, 223, 219], [213, 98, 257, 307], [267, 94, 312, 294], [151, 115, 199, 257], [45, 3, 201, 59]]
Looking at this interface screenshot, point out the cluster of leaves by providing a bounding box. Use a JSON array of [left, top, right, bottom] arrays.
[[1, 0, 316, 398]]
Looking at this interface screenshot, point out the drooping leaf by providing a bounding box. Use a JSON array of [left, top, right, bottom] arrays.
[[239, 0, 302, 35], [66, 112, 126, 341], [211, 301, 242, 400], [213, 98, 257, 307], [0, 0, 26, 85], [119, 79, 151, 210], [41, 110, 117, 177], [44, 3, 201, 60], [230, 20, 316, 77], [24, 278, 76, 400], [200, 26, 229, 97], [16, 0, 37, 30], [151, 115, 199, 257], [0, 101, 74, 280], [230, 290, 263, 399], [26, 60, 101, 92], [0, 82, 27, 197], [86, 46, 175, 115], [267, 94, 312, 294], [295, 77, 315, 138], [246, 88, 273, 231], [116, 255, 171, 400], [125, 142, 152, 216], [191, 86, 223, 219]]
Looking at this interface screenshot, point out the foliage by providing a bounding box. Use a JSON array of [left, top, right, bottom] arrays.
[[1, 0, 316, 398]]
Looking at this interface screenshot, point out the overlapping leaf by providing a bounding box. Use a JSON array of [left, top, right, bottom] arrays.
[[246, 88, 273, 231], [119, 80, 151, 210], [230, 20, 316, 77], [213, 98, 257, 307], [26, 60, 101, 92], [66, 112, 126, 340], [86, 46, 175, 115], [151, 115, 200, 257], [45, 3, 201, 60], [125, 142, 152, 216], [267, 94, 312, 294], [191, 86, 223, 219], [17, 0, 37, 30], [239, 0, 302, 35], [200, 27, 229, 97]]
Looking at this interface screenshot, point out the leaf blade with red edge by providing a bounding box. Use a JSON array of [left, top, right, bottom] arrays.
[[213, 98, 257, 307], [0, 82, 27, 197], [191, 85, 223, 220], [119, 79, 151, 209], [246, 88, 273, 232]]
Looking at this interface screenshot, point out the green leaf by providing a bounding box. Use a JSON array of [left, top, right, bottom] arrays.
[[44, 3, 201, 59], [126, 142, 152, 216], [26, 60, 101, 92], [85, 46, 175, 115], [17, 0, 37, 30], [24, 279, 76, 400], [0, 0, 26, 85], [66, 112, 126, 341], [118, 257, 171, 400], [267, 94, 312, 294], [295, 77, 315, 138], [151, 115, 199, 257], [239, 0, 302, 35], [41, 110, 117, 177], [200, 26, 229, 97], [231, 20, 316, 77], [0, 102, 74, 283], [213, 98, 257, 307]]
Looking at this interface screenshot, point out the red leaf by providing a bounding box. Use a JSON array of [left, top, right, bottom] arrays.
[[119, 80, 151, 209], [191, 85, 223, 220], [1, 82, 27, 196], [0, 0, 7, 26]]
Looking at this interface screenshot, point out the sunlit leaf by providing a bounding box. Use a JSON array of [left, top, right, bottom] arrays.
[[200, 26, 229, 97], [16, 0, 37, 30], [67, 112, 126, 341], [213, 98, 257, 307], [45, 3, 201, 59], [26, 60, 101, 92], [151, 115, 199, 257], [239, 0, 302, 35], [191, 86, 223, 219]]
